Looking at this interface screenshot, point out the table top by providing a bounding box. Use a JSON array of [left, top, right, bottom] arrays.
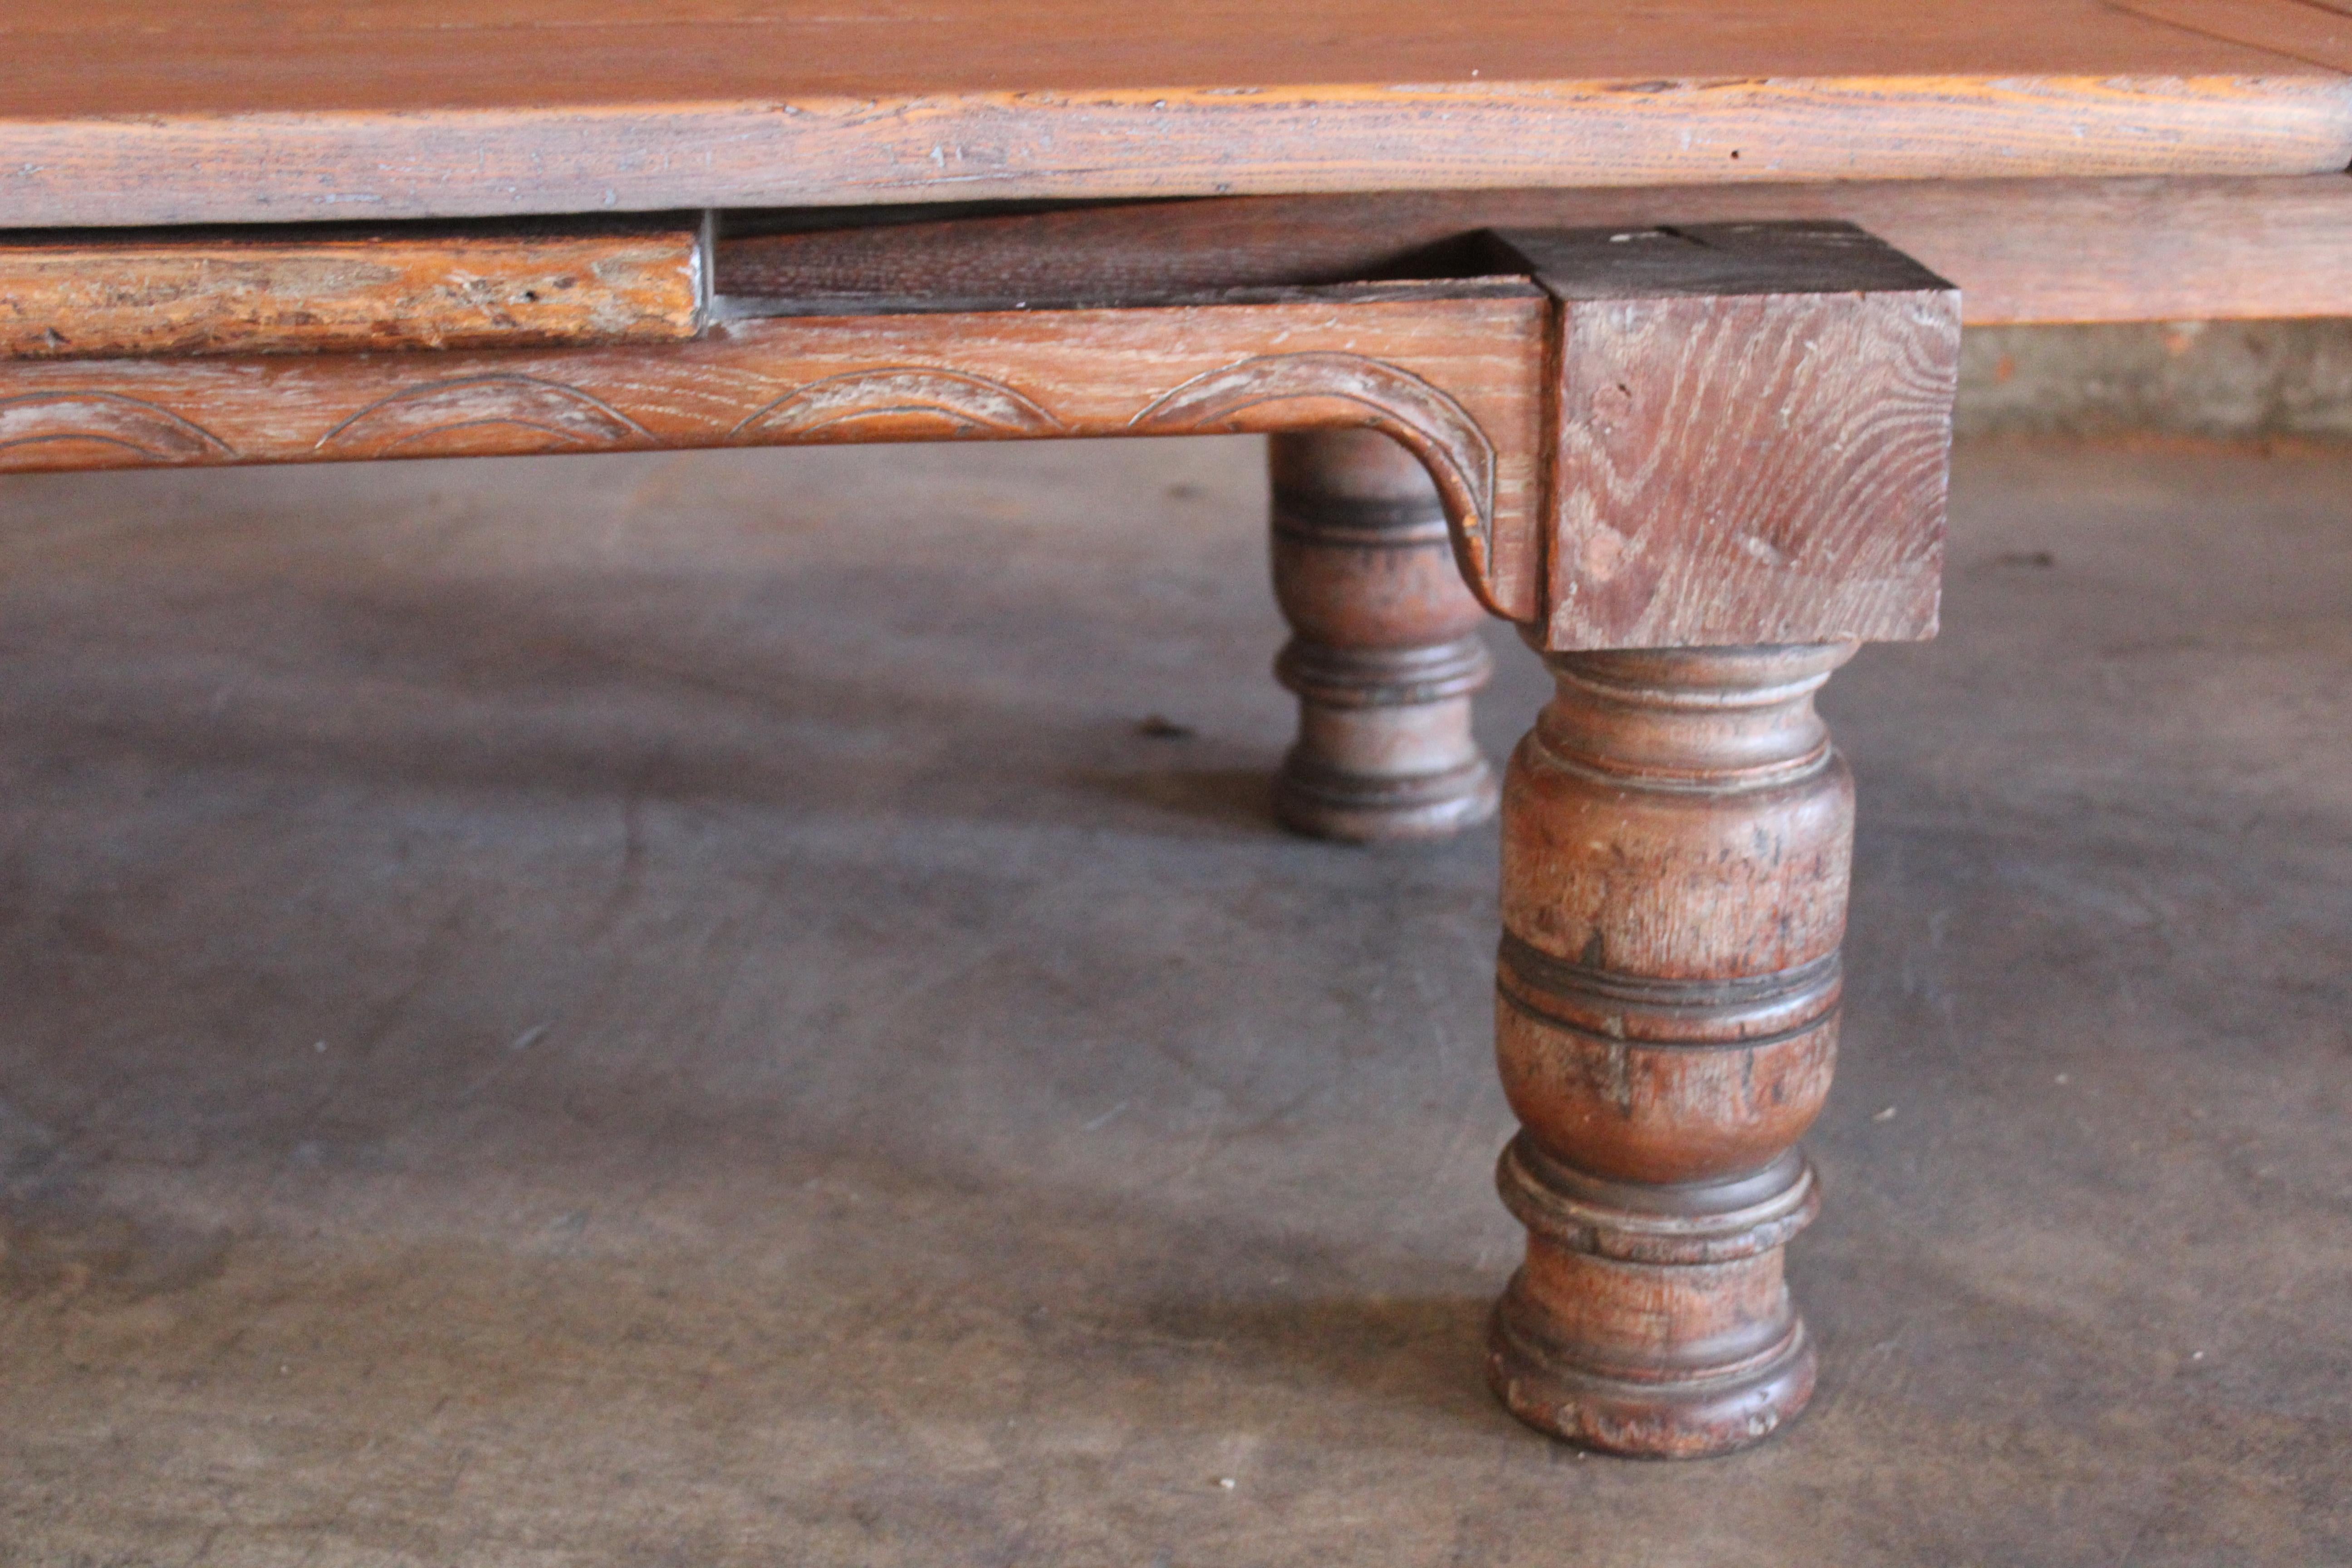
[[4, 0, 2350, 227]]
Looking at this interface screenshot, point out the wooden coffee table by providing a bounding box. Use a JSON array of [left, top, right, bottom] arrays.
[[3, 0, 2347, 1457]]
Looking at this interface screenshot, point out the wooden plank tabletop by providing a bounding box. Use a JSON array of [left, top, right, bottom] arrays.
[[3, 0, 2351, 226]]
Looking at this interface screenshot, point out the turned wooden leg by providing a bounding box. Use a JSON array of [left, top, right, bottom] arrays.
[[1268, 429, 1499, 842], [1486, 642, 1856, 1457]]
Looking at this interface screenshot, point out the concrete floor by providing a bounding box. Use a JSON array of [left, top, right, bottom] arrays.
[[1958, 320, 2352, 442], [0, 434, 2345, 1567]]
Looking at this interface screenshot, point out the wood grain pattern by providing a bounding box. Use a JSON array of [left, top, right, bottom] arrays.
[[7, 81, 2343, 230], [2117, 0, 2352, 70], [0, 200, 1967, 1460], [0, 1, 2347, 224], [1490, 643, 1856, 1456], [717, 173, 2352, 328], [13, 0, 2330, 104], [1501, 225, 1961, 651], [0, 222, 705, 359], [1485, 225, 1961, 1452], [0, 220, 1976, 652], [0, 289, 1551, 620], [1267, 430, 1498, 842]]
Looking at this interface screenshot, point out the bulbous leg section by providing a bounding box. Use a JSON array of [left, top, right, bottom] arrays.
[[1485, 643, 1857, 1457], [1267, 430, 1497, 842]]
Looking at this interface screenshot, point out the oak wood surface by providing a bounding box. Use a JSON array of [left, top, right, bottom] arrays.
[[0, 220, 1972, 652], [0, 221, 705, 359], [1267, 430, 1499, 842], [0, 288, 1551, 620], [1490, 643, 1856, 1455], [2, 2, 2348, 225], [1503, 225, 1960, 650], [2117, 0, 2352, 70], [1483, 225, 1961, 1448], [716, 174, 2352, 328]]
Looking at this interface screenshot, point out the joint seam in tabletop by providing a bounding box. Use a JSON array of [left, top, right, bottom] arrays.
[[2108, 0, 2352, 73]]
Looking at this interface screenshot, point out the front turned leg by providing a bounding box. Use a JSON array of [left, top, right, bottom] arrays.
[[1267, 430, 1498, 842], [1487, 642, 1856, 1457]]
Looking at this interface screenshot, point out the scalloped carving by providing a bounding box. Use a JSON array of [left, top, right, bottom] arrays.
[[317, 373, 655, 457], [731, 368, 1068, 441], [0, 391, 232, 462], [1126, 352, 1497, 561]]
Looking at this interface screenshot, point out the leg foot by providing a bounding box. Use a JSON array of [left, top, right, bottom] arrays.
[[1268, 430, 1497, 842], [1486, 643, 1856, 1457]]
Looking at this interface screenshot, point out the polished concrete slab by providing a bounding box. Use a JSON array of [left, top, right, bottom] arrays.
[[0, 435, 2346, 1565]]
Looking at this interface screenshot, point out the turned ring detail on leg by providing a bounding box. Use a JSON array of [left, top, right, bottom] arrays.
[[1486, 642, 1857, 1457], [1267, 429, 1499, 842]]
